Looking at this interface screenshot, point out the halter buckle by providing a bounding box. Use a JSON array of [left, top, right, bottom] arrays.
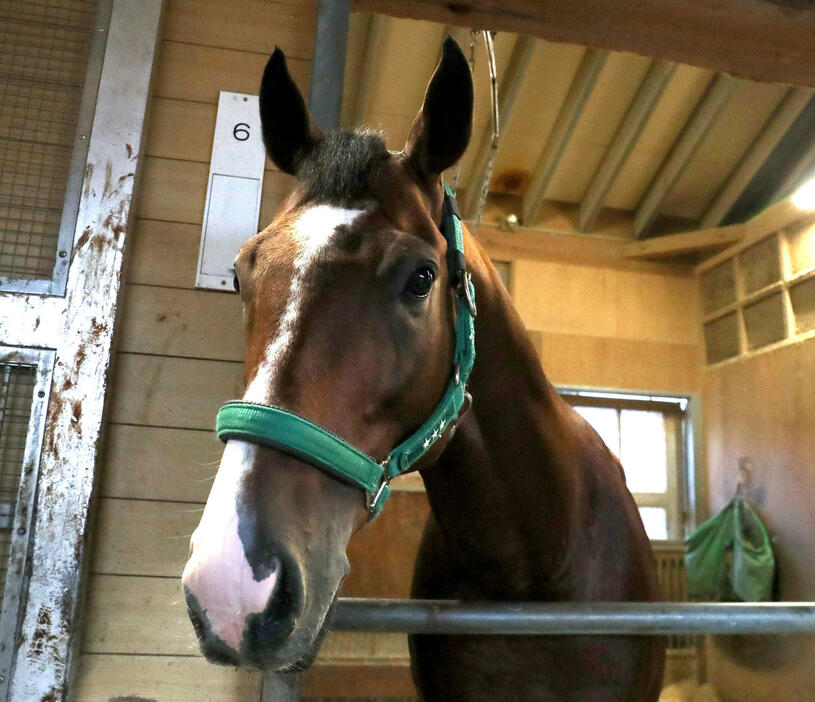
[[368, 474, 391, 517]]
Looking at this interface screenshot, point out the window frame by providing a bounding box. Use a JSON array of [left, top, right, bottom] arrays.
[[558, 386, 701, 541]]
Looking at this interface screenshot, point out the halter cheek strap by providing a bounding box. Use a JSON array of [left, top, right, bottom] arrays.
[[215, 183, 476, 519]]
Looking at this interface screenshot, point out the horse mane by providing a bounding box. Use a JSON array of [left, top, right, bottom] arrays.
[[297, 128, 389, 204]]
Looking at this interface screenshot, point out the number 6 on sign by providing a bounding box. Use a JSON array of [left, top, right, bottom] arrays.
[[233, 123, 251, 141], [196, 92, 266, 291]]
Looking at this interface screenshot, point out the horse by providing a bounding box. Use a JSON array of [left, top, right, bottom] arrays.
[[181, 36, 665, 701]]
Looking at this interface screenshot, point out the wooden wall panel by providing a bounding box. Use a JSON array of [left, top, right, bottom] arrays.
[[703, 335, 815, 701], [108, 354, 243, 429], [164, 0, 316, 59], [541, 331, 703, 393], [126, 219, 200, 287], [75, 654, 261, 702], [82, 575, 189, 655], [153, 41, 310, 104], [101, 425, 222, 502], [145, 97, 217, 163], [514, 259, 700, 347], [300, 664, 414, 698], [91, 498, 197, 577], [117, 284, 245, 361]]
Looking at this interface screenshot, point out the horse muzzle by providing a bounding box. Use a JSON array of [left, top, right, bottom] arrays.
[[181, 540, 310, 669], [180, 440, 355, 671]]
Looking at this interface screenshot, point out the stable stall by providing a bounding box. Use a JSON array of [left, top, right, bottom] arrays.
[[0, 1, 814, 701]]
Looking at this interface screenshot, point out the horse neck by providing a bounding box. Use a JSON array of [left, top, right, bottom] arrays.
[[419, 241, 579, 596]]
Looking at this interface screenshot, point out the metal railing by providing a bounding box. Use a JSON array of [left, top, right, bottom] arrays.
[[331, 598, 815, 636], [261, 598, 815, 701]]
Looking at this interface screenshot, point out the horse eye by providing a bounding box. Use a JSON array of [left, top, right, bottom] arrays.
[[232, 274, 240, 294], [404, 266, 435, 298]]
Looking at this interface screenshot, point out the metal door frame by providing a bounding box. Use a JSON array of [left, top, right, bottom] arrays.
[[0, 348, 55, 700], [0, 2, 163, 699]]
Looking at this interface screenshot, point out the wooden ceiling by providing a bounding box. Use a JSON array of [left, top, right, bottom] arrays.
[[340, 14, 815, 243]]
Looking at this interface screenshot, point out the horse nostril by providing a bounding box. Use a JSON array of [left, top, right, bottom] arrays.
[[183, 586, 208, 640]]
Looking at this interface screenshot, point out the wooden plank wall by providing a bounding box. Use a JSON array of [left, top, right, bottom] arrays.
[[75, 1, 314, 699], [74, 3, 703, 700], [702, 335, 815, 702]]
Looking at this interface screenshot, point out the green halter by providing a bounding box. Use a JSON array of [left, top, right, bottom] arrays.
[[216, 184, 476, 518]]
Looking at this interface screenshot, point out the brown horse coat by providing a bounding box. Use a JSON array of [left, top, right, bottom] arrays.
[[181, 37, 665, 701]]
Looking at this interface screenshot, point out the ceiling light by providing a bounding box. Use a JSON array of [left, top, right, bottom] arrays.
[[791, 175, 815, 211]]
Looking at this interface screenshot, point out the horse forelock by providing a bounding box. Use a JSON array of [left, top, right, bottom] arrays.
[[296, 128, 389, 206]]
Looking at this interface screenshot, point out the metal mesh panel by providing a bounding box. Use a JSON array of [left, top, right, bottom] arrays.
[[0, 364, 36, 600], [0, 1, 96, 279]]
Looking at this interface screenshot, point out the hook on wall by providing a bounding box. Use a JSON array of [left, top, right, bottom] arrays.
[[737, 457, 753, 498]]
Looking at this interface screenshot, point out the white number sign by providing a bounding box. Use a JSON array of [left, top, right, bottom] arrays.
[[196, 91, 266, 290]]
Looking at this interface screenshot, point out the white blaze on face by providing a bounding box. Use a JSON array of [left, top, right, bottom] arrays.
[[244, 204, 367, 404], [182, 440, 273, 650], [184, 204, 366, 650]]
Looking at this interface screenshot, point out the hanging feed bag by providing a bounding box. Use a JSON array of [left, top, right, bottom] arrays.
[[685, 497, 775, 602]]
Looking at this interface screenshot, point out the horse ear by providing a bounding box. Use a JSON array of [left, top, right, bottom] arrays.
[[403, 36, 473, 181], [259, 48, 323, 175]]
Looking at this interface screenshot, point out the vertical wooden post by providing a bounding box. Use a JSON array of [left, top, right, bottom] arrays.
[[261, 672, 302, 702]]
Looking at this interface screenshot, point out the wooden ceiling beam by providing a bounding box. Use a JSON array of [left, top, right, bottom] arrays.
[[351, 14, 388, 126], [633, 73, 738, 239], [578, 59, 676, 233], [354, 0, 815, 87], [701, 86, 814, 228], [624, 223, 745, 260], [460, 35, 536, 219], [521, 48, 608, 226]]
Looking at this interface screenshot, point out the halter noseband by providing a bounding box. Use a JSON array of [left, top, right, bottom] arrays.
[[215, 184, 476, 518]]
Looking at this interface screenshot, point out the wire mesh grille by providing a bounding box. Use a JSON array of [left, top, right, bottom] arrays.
[[0, 1, 96, 279], [0, 364, 36, 600]]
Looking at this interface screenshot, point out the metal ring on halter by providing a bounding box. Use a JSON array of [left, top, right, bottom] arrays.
[[461, 272, 477, 318]]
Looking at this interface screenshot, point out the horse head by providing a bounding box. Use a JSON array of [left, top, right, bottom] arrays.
[[181, 37, 473, 671]]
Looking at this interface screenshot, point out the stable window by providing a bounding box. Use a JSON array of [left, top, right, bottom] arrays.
[[559, 389, 690, 541], [0, 0, 105, 295]]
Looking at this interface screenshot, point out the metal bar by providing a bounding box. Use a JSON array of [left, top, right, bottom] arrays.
[[308, 0, 351, 130], [351, 13, 387, 127], [333, 599, 815, 635], [701, 86, 814, 228], [578, 59, 676, 232], [633, 73, 738, 239], [460, 35, 536, 219], [521, 48, 608, 226]]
